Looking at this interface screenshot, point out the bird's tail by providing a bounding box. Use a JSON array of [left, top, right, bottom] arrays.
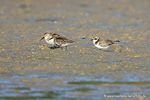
[[114, 40, 120, 42]]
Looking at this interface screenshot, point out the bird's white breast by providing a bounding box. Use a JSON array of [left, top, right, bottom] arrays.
[[95, 43, 109, 49], [45, 38, 55, 45], [93, 41, 109, 49]]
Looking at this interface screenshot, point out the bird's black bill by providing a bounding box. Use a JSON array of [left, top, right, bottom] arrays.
[[40, 37, 44, 41]]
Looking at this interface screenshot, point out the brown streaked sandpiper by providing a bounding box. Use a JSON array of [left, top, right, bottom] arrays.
[[40, 32, 74, 50]]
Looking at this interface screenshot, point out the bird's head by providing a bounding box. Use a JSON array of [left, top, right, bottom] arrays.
[[91, 37, 100, 42], [40, 32, 54, 41]]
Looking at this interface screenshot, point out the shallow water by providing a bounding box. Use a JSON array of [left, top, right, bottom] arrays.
[[0, 73, 149, 99], [0, 0, 150, 100]]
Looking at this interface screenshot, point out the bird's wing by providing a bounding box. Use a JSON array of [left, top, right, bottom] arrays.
[[55, 36, 74, 45], [105, 40, 114, 45], [99, 40, 113, 46], [52, 33, 60, 37]]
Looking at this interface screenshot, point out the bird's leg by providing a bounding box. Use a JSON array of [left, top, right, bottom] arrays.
[[60, 47, 63, 50], [65, 46, 68, 51]]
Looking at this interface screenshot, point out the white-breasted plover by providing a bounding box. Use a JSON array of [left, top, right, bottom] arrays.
[[91, 37, 120, 50]]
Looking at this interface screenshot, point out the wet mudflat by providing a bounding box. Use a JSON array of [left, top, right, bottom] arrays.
[[0, 0, 150, 99]]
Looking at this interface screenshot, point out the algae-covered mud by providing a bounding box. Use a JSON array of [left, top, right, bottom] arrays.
[[0, 0, 150, 99]]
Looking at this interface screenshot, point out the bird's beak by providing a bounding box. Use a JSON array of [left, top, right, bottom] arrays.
[[40, 37, 44, 41]]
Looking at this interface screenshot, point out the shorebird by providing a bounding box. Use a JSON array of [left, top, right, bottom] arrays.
[[40, 32, 60, 49], [91, 37, 120, 50], [40, 32, 74, 50]]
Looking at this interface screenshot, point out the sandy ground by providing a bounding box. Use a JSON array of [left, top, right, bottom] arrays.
[[0, 0, 150, 99]]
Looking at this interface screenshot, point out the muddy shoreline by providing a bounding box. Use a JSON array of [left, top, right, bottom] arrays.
[[0, 0, 150, 99]]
